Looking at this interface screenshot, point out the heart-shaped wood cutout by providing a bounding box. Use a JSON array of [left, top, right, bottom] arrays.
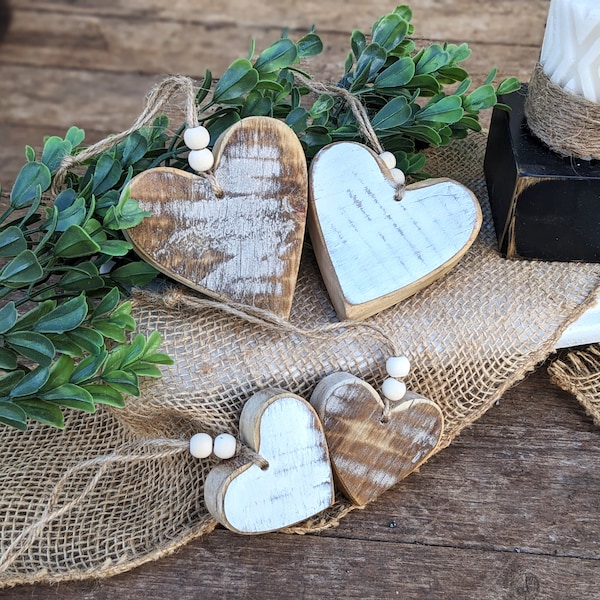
[[204, 389, 334, 534], [308, 142, 482, 320], [310, 372, 444, 506], [124, 116, 308, 319]]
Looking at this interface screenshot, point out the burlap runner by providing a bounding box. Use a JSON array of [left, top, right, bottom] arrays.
[[1, 133, 600, 586]]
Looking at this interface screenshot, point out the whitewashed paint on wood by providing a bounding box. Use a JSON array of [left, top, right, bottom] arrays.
[[204, 389, 334, 534], [311, 372, 444, 507], [308, 142, 482, 320], [123, 116, 308, 319]]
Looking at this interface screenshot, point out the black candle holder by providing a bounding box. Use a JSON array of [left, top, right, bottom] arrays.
[[484, 87, 600, 262]]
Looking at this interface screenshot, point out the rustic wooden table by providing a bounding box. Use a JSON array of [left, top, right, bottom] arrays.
[[1, 1, 599, 598]]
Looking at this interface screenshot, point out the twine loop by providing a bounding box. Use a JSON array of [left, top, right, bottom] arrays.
[[295, 74, 405, 199], [524, 62, 600, 162], [50, 75, 224, 198]]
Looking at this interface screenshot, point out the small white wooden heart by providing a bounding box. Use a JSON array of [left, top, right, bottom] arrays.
[[204, 389, 334, 534], [308, 142, 482, 320]]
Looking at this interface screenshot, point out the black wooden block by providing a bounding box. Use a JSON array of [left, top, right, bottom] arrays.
[[484, 88, 600, 262]]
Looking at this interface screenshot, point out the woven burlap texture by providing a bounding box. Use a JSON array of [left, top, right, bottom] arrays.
[[1, 133, 600, 587], [549, 344, 600, 427]]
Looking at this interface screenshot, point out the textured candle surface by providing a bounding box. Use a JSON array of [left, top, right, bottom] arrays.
[[540, 0, 600, 102]]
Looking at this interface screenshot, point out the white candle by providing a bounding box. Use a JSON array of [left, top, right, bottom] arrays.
[[540, 0, 600, 103]]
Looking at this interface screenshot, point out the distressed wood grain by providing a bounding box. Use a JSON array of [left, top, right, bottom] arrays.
[[124, 116, 307, 318], [204, 389, 334, 534], [311, 372, 444, 506], [309, 142, 482, 320]]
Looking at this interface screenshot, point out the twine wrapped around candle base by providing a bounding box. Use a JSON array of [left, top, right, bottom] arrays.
[[524, 62, 600, 161]]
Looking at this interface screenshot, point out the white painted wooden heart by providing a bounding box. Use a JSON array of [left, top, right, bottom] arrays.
[[123, 116, 308, 319], [203, 389, 334, 534], [308, 142, 482, 320]]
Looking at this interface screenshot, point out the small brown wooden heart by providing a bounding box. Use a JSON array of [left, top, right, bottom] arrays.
[[123, 116, 308, 319], [310, 372, 444, 506]]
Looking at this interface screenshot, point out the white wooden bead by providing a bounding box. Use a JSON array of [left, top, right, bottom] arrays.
[[184, 126, 210, 150], [379, 151, 397, 170], [213, 433, 237, 459], [381, 377, 407, 402], [386, 355, 411, 378], [390, 168, 406, 186], [189, 433, 213, 459], [188, 148, 215, 172]]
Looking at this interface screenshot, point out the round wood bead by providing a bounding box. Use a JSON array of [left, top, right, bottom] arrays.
[[188, 148, 215, 172], [379, 151, 397, 170], [189, 433, 213, 459], [390, 168, 406, 186], [183, 126, 210, 150], [386, 355, 411, 378], [381, 377, 407, 402], [213, 433, 237, 459]]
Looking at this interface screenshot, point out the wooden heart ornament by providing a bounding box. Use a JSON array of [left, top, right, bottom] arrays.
[[204, 389, 334, 534], [123, 116, 308, 319], [310, 372, 444, 506], [308, 142, 482, 320]]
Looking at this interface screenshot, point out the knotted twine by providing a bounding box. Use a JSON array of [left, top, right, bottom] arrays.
[[524, 62, 600, 161], [2, 74, 600, 587]]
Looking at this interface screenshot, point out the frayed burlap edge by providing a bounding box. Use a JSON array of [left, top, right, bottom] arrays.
[[549, 344, 600, 427]]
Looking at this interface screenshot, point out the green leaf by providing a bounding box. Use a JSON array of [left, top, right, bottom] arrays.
[[309, 94, 335, 117], [47, 334, 84, 358], [98, 239, 133, 257], [10, 366, 50, 398], [4, 331, 55, 366], [121, 131, 148, 166], [393, 5, 413, 21], [65, 327, 105, 354], [141, 352, 174, 365], [254, 38, 298, 74], [213, 58, 259, 103], [241, 91, 273, 118], [54, 225, 101, 258], [92, 286, 121, 318], [91, 320, 128, 343], [39, 383, 95, 413], [0, 370, 25, 394], [0, 402, 28, 431], [141, 330, 163, 358], [417, 95, 464, 124], [206, 111, 242, 144], [374, 57, 416, 89], [70, 350, 108, 384], [13, 300, 56, 331], [102, 370, 139, 396], [350, 29, 366, 60], [92, 154, 122, 196], [372, 97, 412, 130], [15, 399, 64, 428], [55, 195, 87, 232], [351, 43, 387, 89], [285, 107, 309, 133], [0, 250, 43, 287], [41, 136, 72, 172], [81, 384, 125, 408], [41, 354, 75, 391], [296, 33, 323, 58], [33, 294, 88, 334], [0, 301, 18, 334], [405, 74, 442, 95], [10, 162, 51, 209], [398, 124, 443, 146], [25, 145, 36, 162], [195, 69, 212, 105], [463, 84, 497, 112], [371, 13, 409, 52], [497, 77, 521, 96], [103, 196, 150, 230], [109, 261, 159, 287], [0, 226, 27, 258], [130, 363, 163, 378], [65, 126, 85, 148], [415, 44, 450, 75], [0, 348, 17, 369], [59, 261, 105, 292]]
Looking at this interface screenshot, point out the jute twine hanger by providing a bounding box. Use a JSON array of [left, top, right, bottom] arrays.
[[0, 74, 414, 571]]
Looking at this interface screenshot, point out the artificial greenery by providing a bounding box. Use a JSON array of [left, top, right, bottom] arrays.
[[0, 4, 520, 432]]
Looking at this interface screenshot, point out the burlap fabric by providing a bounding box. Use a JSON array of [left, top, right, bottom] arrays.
[[1, 133, 600, 587], [550, 344, 600, 427]]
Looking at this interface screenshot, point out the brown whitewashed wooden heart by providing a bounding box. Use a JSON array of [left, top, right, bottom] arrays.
[[310, 372, 444, 506], [204, 388, 334, 534], [123, 116, 308, 319], [308, 141, 482, 320]]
